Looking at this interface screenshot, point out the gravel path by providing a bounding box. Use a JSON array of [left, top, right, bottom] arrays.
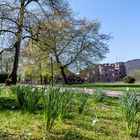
[[65, 88, 123, 97], [105, 90, 122, 97]]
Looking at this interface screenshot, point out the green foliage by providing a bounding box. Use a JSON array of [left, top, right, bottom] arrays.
[[93, 89, 106, 103], [10, 85, 42, 112], [120, 91, 140, 135], [58, 90, 75, 120], [0, 73, 8, 83], [75, 92, 89, 115], [66, 83, 140, 88], [0, 86, 140, 139], [43, 87, 75, 131], [65, 83, 140, 91], [129, 69, 140, 81], [123, 76, 136, 83], [11, 86, 25, 107]]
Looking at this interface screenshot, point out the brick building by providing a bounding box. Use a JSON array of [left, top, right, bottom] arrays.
[[98, 62, 126, 82], [80, 62, 126, 82]]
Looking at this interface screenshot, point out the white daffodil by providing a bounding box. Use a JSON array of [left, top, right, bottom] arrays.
[[11, 106, 15, 109], [92, 119, 98, 126], [32, 88, 35, 92], [126, 87, 129, 91]]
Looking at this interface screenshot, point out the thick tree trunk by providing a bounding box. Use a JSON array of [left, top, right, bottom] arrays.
[[55, 55, 69, 84], [60, 66, 69, 84], [6, 42, 20, 85], [6, 1, 25, 85]]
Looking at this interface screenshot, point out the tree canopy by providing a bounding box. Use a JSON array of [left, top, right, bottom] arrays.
[[0, 0, 68, 84], [29, 12, 110, 83], [0, 0, 110, 84]]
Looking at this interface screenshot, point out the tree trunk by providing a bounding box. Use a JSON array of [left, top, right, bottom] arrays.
[[6, 1, 25, 85], [6, 42, 20, 85], [60, 66, 69, 84], [55, 55, 69, 84], [40, 74, 43, 84]]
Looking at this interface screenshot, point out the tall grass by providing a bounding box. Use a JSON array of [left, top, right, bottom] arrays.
[[58, 90, 75, 120], [93, 89, 106, 103], [0, 87, 1, 92], [11, 85, 42, 112], [43, 87, 75, 131], [120, 90, 140, 135], [75, 92, 89, 115], [11, 85, 26, 107]]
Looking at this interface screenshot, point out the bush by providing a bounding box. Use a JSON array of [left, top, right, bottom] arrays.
[[123, 76, 136, 83], [0, 73, 8, 83]]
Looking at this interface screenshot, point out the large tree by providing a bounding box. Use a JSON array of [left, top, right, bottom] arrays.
[[0, 0, 67, 84], [23, 42, 72, 84], [31, 13, 110, 84]]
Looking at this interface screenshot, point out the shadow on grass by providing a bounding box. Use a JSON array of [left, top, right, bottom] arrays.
[[73, 122, 93, 131], [131, 133, 140, 139], [0, 96, 44, 114], [49, 128, 95, 140], [103, 97, 119, 107], [98, 115, 122, 122], [0, 97, 17, 110], [0, 131, 14, 140]]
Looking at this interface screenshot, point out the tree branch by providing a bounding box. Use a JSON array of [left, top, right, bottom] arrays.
[[0, 29, 16, 35], [0, 47, 13, 60], [0, 17, 18, 26], [25, 0, 38, 7]]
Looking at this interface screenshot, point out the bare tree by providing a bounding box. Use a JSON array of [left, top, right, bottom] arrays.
[[30, 13, 110, 84], [0, 0, 68, 85]]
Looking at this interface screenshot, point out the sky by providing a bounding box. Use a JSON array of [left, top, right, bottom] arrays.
[[69, 0, 140, 63]]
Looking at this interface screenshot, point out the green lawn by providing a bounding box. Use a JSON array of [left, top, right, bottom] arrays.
[[64, 83, 140, 91], [0, 86, 139, 140]]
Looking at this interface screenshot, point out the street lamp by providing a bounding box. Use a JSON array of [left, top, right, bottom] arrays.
[[49, 54, 55, 87]]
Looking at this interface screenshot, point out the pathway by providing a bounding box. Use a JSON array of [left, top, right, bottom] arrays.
[[65, 88, 123, 97]]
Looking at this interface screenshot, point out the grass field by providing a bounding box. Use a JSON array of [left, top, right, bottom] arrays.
[[0, 86, 139, 140], [64, 83, 140, 91]]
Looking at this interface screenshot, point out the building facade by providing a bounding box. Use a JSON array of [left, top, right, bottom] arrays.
[[80, 62, 126, 82], [98, 62, 126, 82]]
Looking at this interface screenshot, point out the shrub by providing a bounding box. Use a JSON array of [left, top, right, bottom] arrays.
[[120, 91, 140, 135], [93, 89, 106, 103], [123, 76, 136, 83], [0, 73, 8, 83]]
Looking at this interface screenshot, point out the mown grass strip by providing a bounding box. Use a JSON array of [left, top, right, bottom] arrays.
[[64, 83, 140, 91]]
